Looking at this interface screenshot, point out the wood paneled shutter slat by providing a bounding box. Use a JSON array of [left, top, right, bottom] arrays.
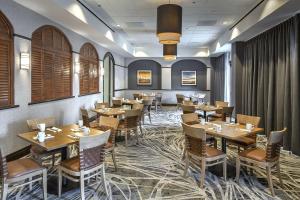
[[31, 25, 72, 103], [0, 11, 13, 108], [79, 43, 99, 95]]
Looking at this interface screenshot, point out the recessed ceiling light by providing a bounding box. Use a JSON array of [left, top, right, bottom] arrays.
[[116, 24, 121, 27], [223, 21, 230, 25]]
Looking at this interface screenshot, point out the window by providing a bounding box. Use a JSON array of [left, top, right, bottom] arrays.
[[31, 25, 72, 103], [0, 11, 14, 108], [79, 43, 99, 95]]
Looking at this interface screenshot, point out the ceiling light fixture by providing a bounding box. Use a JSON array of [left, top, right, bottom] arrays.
[[163, 44, 177, 61], [157, 3, 182, 44]]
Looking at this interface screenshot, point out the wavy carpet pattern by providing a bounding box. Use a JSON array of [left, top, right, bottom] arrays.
[[2, 108, 300, 200]]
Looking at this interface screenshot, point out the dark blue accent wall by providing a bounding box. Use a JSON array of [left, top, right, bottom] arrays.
[[171, 59, 207, 90], [127, 59, 162, 90]]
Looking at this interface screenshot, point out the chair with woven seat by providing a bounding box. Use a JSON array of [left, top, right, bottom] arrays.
[[154, 93, 163, 112], [142, 99, 153, 124], [1, 149, 47, 200], [176, 94, 185, 110], [27, 117, 61, 166], [181, 104, 196, 114], [117, 109, 140, 147], [227, 114, 261, 152], [95, 102, 110, 109], [58, 131, 110, 200], [98, 116, 119, 171], [236, 128, 287, 196], [80, 108, 98, 128], [182, 123, 226, 188]]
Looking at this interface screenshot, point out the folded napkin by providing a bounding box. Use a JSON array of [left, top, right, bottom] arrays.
[[47, 127, 62, 133], [33, 134, 54, 140]]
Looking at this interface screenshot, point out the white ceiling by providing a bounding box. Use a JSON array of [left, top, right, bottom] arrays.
[[82, 0, 261, 49]]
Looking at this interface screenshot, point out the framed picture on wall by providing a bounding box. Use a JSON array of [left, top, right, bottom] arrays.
[[137, 70, 152, 85], [181, 71, 196, 85]]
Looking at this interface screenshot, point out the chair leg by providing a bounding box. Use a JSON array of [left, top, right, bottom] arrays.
[[112, 150, 118, 171], [213, 139, 217, 148], [80, 173, 85, 200], [236, 157, 240, 182], [139, 123, 143, 136], [266, 165, 275, 196], [223, 158, 227, 180], [1, 183, 8, 200], [183, 155, 189, 177], [200, 159, 206, 188], [29, 177, 32, 190], [125, 130, 128, 147], [276, 162, 283, 187], [148, 113, 152, 124], [58, 168, 62, 197], [42, 169, 47, 200], [181, 147, 186, 161], [135, 129, 139, 145], [101, 164, 109, 196]]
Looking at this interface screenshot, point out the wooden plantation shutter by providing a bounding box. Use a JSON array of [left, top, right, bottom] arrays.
[[0, 11, 14, 108], [31, 25, 72, 103], [79, 43, 99, 95]]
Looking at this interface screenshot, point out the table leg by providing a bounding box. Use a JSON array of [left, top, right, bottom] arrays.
[[221, 138, 227, 153], [204, 111, 207, 121]]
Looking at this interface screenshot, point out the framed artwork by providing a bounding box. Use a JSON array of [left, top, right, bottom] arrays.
[[181, 71, 196, 85], [137, 70, 152, 85]]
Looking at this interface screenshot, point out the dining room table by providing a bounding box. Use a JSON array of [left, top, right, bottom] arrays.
[[195, 104, 222, 121], [92, 107, 127, 117], [121, 99, 142, 108], [191, 121, 264, 153]]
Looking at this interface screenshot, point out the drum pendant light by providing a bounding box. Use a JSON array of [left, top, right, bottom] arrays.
[[163, 44, 177, 61], [157, 4, 182, 44]]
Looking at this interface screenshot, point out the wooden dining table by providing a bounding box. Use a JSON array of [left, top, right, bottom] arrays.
[[195, 104, 222, 120], [191, 121, 264, 153], [18, 124, 104, 160], [92, 107, 126, 117], [122, 99, 142, 108]]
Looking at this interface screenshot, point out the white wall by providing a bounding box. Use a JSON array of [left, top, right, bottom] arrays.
[[0, 0, 126, 155]]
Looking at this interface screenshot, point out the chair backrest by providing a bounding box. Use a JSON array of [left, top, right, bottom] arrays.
[[132, 103, 144, 110], [79, 131, 110, 171], [220, 106, 234, 120], [112, 99, 122, 107], [181, 113, 199, 125], [98, 116, 119, 145], [182, 100, 193, 106], [182, 123, 206, 157], [80, 108, 91, 127], [266, 128, 287, 162], [176, 94, 185, 104], [0, 148, 8, 181], [237, 114, 260, 127], [95, 102, 109, 109], [27, 117, 56, 131], [133, 93, 141, 100], [155, 93, 162, 102], [142, 99, 153, 112], [181, 104, 196, 114], [215, 101, 229, 108], [124, 109, 140, 128]]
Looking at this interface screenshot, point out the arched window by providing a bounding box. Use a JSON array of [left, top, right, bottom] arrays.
[[79, 43, 99, 95], [0, 11, 14, 108], [31, 25, 72, 103]]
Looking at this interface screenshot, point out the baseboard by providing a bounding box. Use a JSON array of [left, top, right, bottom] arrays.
[[162, 103, 177, 106], [6, 145, 31, 161]]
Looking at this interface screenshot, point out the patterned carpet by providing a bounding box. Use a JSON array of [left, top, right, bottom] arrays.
[[3, 108, 300, 200]]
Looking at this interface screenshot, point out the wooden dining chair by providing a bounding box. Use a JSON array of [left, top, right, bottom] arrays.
[[27, 117, 61, 166], [208, 101, 229, 119], [176, 94, 185, 110], [117, 109, 140, 147], [142, 99, 153, 124], [80, 108, 98, 128], [181, 104, 196, 114], [181, 113, 217, 148], [210, 106, 234, 121], [1, 148, 47, 200], [236, 128, 287, 196], [58, 131, 111, 200], [112, 99, 122, 108], [154, 93, 163, 112], [181, 123, 226, 188], [132, 103, 144, 135], [98, 116, 119, 171], [227, 114, 261, 151], [182, 100, 194, 106], [133, 93, 141, 100], [95, 102, 110, 109]]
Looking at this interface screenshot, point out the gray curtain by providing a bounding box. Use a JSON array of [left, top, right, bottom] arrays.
[[210, 54, 225, 104], [242, 14, 300, 154]]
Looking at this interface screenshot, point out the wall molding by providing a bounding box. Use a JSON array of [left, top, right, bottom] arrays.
[[14, 33, 31, 41]]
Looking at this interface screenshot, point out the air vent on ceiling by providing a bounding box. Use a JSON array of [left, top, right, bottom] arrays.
[[197, 20, 217, 26], [126, 22, 145, 28]]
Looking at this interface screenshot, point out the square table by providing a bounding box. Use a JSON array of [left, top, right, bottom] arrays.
[[92, 107, 126, 117], [195, 105, 222, 120], [191, 121, 264, 153]]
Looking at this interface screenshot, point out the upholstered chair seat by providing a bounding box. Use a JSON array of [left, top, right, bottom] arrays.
[[7, 158, 43, 179]]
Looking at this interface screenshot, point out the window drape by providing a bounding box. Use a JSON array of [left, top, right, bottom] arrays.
[[242, 14, 300, 154], [210, 54, 225, 104]]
